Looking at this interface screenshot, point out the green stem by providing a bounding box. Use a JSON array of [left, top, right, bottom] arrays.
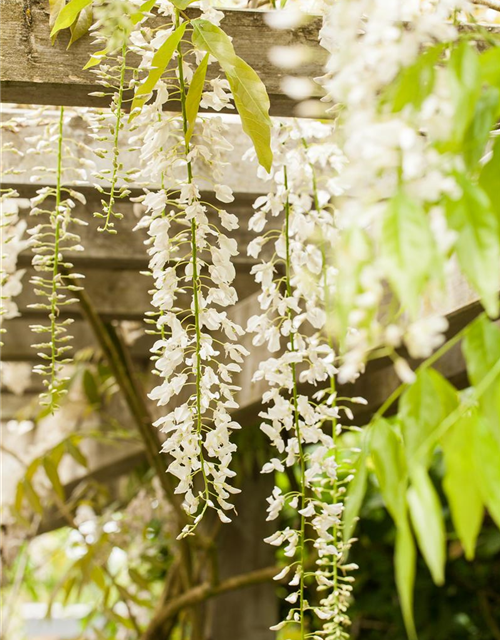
[[372, 321, 472, 423], [49, 105, 64, 402], [101, 46, 127, 233], [284, 166, 306, 639]]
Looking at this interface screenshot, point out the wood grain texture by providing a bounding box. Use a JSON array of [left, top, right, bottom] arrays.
[[0, 0, 325, 114]]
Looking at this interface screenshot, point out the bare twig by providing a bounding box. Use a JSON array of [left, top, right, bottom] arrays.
[[472, 0, 500, 11], [140, 565, 278, 640]]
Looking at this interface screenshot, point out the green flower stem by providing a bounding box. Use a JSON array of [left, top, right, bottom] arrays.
[[373, 321, 472, 423], [284, 166, 306, 639], [305, 136, 342, 627], [101, 46, 127, 234], [49, 105, 64, 401], [176, 10, 210, 518]]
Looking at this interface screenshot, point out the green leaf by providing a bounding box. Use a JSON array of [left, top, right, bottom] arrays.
[[463, 315, 500, 386], [82, 369, 100, 405], [479, 137, 500, 234], [343, 431, 370, 545], [170, 0, 196, 8], [462, 315, 500, 439], [43, 457, 65, 502], [463, 87, 499, 170], [83, 0, 156, 68], [388, 43, 444, 112], [65, 438, 89, 468], [473, 416, 500, 529], [407, 466, 446, 585], [395, 518, 418, 640], [90, 565, 107, 591], [448, 42, 482, 144], [446, 175, 500, 318], [480, 45, 500, 89], [68, 5, 93, 47], [380, 191, 436, 317], [442, 410, 484, 560], [370, 418, 407, 523], [128, 567, 150, 590], [50, 0, 94, 38], [399, 369, 459, 470], [185, 53, 209, 145], [130, 22, 187, 117], [130, 0, 157, 22], [49, 0, 66, 42], [15, 481, 24, 513], [191, 19, 273, 172], [23, 479, 43, 515]]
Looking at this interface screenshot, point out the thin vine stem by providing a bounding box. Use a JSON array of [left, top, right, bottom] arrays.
[[284, 165, 307, 639], [100, 45, 127, 233], [49, 105, 64, 402]]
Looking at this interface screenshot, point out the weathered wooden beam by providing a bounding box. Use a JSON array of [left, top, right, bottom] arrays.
[[1, 316, 154, 361], [6, 191, 273, 270], [0, 1, 325, 115]]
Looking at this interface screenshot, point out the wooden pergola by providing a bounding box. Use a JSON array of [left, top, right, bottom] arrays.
[[1, 3, 496, 638]]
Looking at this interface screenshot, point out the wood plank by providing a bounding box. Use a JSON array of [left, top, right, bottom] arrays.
[[5, 191, 274, 270], [0, 1, 325, 115], [1, 316, 154, 361]]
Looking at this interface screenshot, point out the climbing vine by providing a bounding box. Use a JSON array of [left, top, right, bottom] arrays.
[[3, 0, 500, 639]]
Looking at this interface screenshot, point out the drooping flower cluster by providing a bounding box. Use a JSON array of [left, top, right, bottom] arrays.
[[86, 0, 148, 233], [26, 107, 87, 408], [129, 8, 246, 534], [318, 0, 485, 383], [0, 190, 29, 338], [247, 120, 362, 636]]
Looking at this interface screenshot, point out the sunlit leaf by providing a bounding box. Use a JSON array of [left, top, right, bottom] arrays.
[[395, 517, 418, 640], [43, 457, 65, 502], [480, 45, 500, 89], [49, 0, 66, 43], [343, 430, 370, 545], [448, 42, 482, 144], [388, 43, 445, 112], [170, 0, 196, 8], [65, 438, 89, 468], [192, 19, 273, 172], [463, 315, 500, 439], [380, 190, 437, 318], [472, 417, 500, 529], [446, 175, 500, 318], [185, 53, 209, 145], [463, 87, 499, 169], [50, 0, 94, 39], [23, 479, 43, 515], [399, 368, 458, 469], [83, 369, 100, 405], [91, 565, 107, 591], [370, 418, 407, 523], [68, 5, 93, 47], [83, 0, 156, 68], [130, 22, 187, 117], [407, 465, 446, 585], [442, 409, 484, 560], [479, 137, 500, 234]]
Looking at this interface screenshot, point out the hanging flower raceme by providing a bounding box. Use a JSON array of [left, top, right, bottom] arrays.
[[0, 190, 29, 340], [317, 0, 491, 383], [127, 5, 255, 535], [26, 107, 87, 409], [247, 120, 361, 637], [86, 0, 151, 233]]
